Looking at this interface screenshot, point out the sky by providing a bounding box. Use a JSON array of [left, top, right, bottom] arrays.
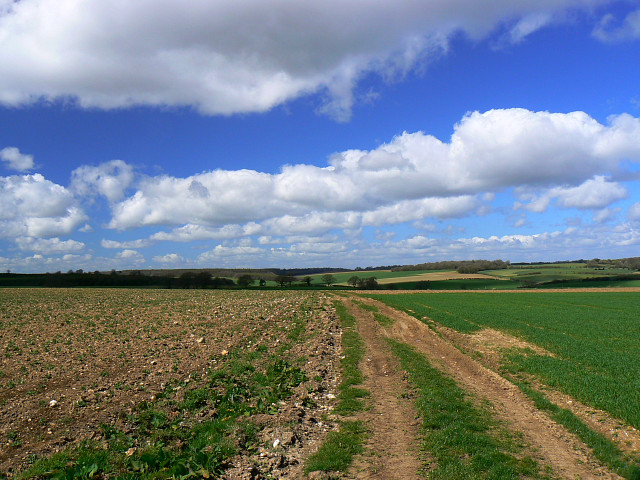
[[1, 0, 640, 273]]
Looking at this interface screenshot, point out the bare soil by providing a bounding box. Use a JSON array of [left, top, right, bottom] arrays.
[[341, 298, 422, 479], [0, 289, 343, 478]]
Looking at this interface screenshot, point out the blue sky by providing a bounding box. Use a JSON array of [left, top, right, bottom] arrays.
[[1, 0, 640, 273]]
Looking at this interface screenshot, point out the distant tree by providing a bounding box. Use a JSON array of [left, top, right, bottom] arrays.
[[322, 274, 336, 286], [178, 272, 195, 289], [275, 275, 296, 287], [259, 278, 266, 287], [347, 275, 360, 288], [195, 271, 212, 289], [356, 276, 378, 289], [237, 274, 255, 288], [303, 276, 312, 287]]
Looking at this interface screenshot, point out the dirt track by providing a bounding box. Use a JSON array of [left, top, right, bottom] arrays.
[[342, 294, 624, 479], [342, 298, 422, 479]]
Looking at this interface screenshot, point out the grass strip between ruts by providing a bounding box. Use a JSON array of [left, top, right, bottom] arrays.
[[510, 380, 640, 480], [386, 339, 548, 480], [305, 300, 368, 475]]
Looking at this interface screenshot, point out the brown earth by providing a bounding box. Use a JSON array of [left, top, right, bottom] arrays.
[[0, 289, 343, 478], [2, 288, 637, 479], [352, 295, 624, 479], [341, 298, 423, 479]]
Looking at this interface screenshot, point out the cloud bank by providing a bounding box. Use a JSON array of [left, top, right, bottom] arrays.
[[2, 108, 639, 270], [107, 109, 640, 235], [0, 0, 613, 119]]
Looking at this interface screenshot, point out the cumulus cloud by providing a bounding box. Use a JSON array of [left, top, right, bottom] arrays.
[[101, 238, 151, 249], [150, 223, 261, 242], [15, 236, 85, 254], [153, 253, 184, 264], [115, 249, 145, 264], [516, 176, 628, 212], [108, 109, 640, 235], [71, 160, 134, 202], [0, 0, 613, 119], [0, 147, 33, 171], [593, 8, 640, 42], [629, 202, 640, 221], [0, 174, 87, 238]]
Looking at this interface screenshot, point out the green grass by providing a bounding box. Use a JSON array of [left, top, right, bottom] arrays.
[[511, 380, 640, 479], [304, 421, 366, 474], [373, 312, 394, 327], [387, 339, 544, 479], [369, 292, 640, 432], [305, 301, 369, 476], [332, 301, 369, 415]]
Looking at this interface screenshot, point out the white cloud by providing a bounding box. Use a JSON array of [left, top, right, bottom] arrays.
[[101, 239, 151, 249], [15, 236, 85, 254], [107, 109, 640, 235], [361, 196, 477, 226], [553, 176, 627, 209], [508, 13, 552, 43], [629, 202, 640, 221], [198, 245, 265, 262], [71, 160, 134, 202], [0, 0, 612, 119], [0, 147, 33, 171], [115, 249, 145, 264], [153, 253, 184, 264], [516, 176, 628, 212], [593, 207, 620, 223], [150, 223, 261, 242], [0, 174, 87, 238], [593, 8, 640, 42]]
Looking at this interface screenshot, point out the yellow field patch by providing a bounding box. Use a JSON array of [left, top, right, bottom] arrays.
[[375, 271, 503, 284]]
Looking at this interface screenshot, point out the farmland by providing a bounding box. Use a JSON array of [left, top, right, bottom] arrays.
[[0, 289, 342, 478], [368, 292, 640, 426], [366, 291, 640, 477], [2, 287, 640, 478]]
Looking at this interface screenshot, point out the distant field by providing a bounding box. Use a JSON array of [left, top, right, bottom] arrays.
[[310, 269, 499, 286], [374, 271, 501, 285], [484, 263, 638, 285]]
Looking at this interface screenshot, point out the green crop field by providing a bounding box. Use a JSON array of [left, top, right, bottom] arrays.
[[367, 292, 640, 430]]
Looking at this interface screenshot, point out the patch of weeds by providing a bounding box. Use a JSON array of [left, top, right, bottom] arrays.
[[21, 346, 308, 479], [305, 421, 366, 474], [373, 312, 394, 327], [387, 339, 547, 479], [354, 301, 379, 313], [306, 301, 369, 476], [8, 430, 21, 447], [333, 302, 368, 416]]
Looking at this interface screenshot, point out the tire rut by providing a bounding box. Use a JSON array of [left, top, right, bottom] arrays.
[[356, 296, 623, 480], [341, 298, 423, 480]]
